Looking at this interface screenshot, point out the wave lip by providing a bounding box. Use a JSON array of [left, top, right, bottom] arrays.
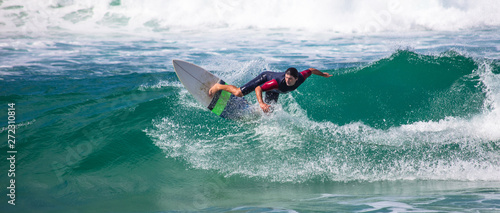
[[1, 0, 500, 34]]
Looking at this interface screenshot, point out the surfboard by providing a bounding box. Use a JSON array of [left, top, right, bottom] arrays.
[[172, 60, 251, 119]]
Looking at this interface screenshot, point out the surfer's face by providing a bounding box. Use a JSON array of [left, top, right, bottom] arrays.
[[285, 74, 298, 86]]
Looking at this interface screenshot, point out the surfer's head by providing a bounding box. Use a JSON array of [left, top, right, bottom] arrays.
[[285, 67, 299, 86]]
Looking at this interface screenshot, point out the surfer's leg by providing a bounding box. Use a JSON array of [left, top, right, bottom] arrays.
[[209, 71, 270, 98], [238, 72, 270, 96], [209, 84, 243, 97]]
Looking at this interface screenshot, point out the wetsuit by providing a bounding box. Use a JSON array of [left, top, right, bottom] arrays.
[[239, 70, 312, 103]]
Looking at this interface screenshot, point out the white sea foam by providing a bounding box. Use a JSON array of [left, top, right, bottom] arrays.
[[138, 80, 182, 91], [1, 0, 499, 35]]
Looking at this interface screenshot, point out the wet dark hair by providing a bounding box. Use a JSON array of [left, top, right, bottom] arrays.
[[285, 67, 299, 79]]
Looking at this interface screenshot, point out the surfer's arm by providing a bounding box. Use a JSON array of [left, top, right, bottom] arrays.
[[255, 86, 271, 113], [307, 68, 332, 78]]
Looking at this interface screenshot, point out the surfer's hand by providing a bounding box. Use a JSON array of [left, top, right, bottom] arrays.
[[260, 102, 271, 113]]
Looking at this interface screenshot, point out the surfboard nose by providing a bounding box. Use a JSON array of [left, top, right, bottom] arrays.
[[172, 59, 182, 66]]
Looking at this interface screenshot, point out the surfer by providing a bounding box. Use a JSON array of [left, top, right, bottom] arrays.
[[209, 67, 332, 112]]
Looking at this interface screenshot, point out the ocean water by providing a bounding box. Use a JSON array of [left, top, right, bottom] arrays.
[[1, 0, 500, 212]]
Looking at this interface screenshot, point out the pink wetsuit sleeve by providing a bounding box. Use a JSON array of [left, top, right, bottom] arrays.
[[260, 79, 279, 91], [301, 70, 312, 79]]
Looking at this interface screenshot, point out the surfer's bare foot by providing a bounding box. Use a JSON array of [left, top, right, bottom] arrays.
[[208, 83, 221, 97]]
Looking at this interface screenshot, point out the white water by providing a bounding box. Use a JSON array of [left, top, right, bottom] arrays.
[[1, 0, 500, 34]]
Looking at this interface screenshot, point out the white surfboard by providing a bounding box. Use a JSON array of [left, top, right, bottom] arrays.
[[172, 60, 219, 107], [172, 60, 250, 118]]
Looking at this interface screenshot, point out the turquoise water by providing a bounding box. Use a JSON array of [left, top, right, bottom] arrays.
[[1, 1, 500, 212]]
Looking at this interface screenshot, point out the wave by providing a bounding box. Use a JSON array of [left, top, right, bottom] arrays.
[[303, 50, 488, 128], [5, 46, 497, 184], [1, 0, 499, 34], [146, 50, 500, 183], [3, 48, 498, 184]]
